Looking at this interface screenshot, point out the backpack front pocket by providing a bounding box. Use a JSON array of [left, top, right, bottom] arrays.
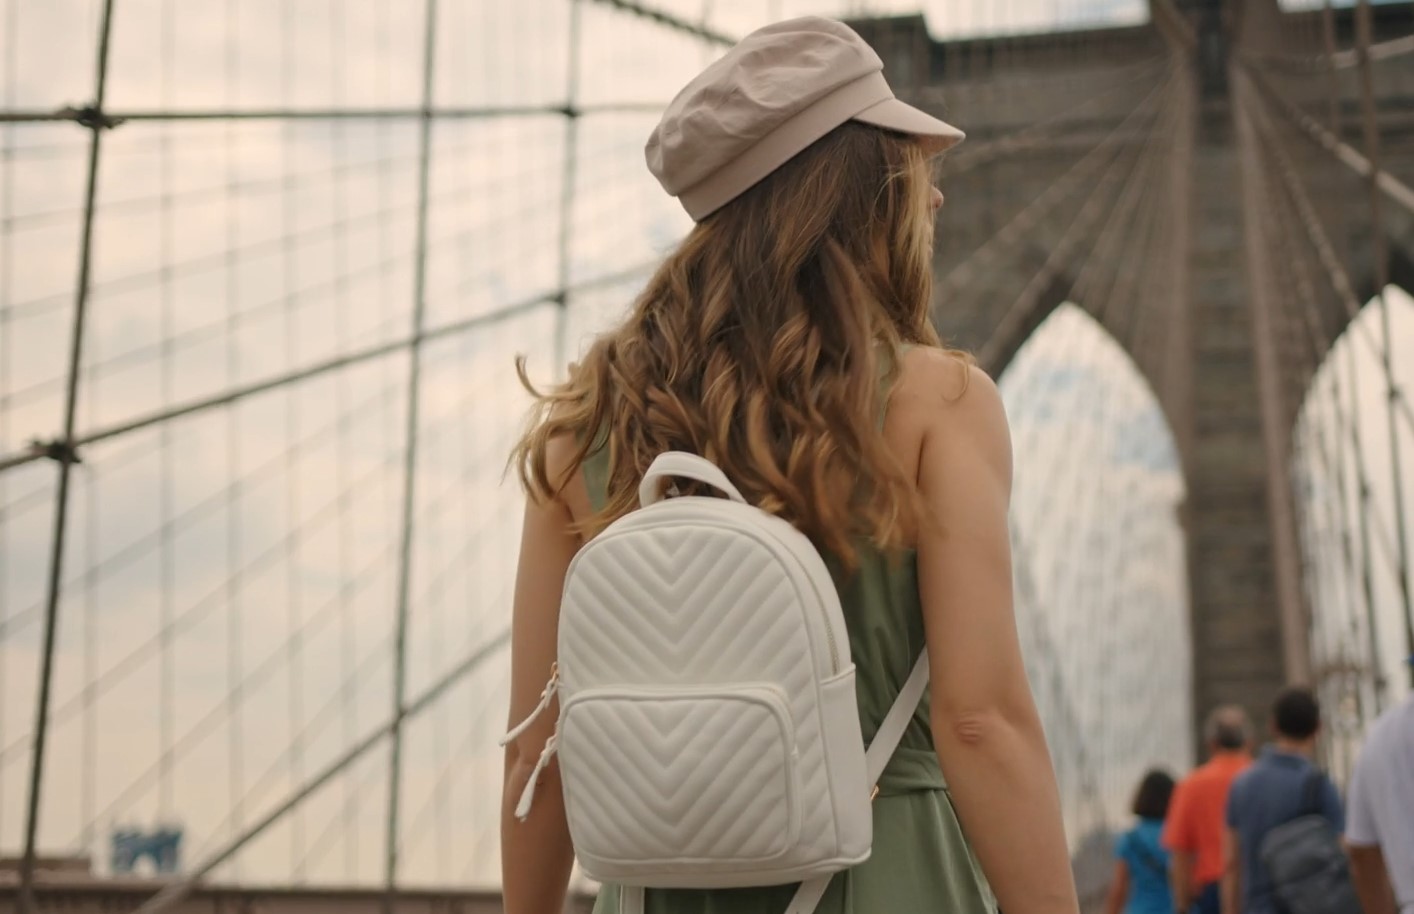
[[558, 684, 801, 871]]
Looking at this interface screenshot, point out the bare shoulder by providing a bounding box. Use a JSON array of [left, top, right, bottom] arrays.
[[892, 348, 1007, 432], [541, 426, 593, 528], [889, 347, 1011, 485], [895, 345, 974, 400]]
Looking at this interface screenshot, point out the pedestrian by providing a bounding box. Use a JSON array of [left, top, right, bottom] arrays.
[[499, 15, 1079, 914], [1222, 687, 1355, 914], [1105, 770, 1177, 914], [1163, 706, 1253, 914], [1346, 676, 1414, 914]]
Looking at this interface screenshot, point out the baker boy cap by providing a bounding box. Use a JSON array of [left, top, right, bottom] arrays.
[[646, 16, 965, 222]]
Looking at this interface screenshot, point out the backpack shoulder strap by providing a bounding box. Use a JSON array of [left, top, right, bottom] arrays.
[[1133, 835, 1168, 878], [782, 651, 930, 914], [1301, 767, 1327, 819], [863, 651, 931, 787]]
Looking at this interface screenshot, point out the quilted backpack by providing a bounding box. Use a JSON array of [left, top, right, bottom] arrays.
[[502, 451, 929, 914]]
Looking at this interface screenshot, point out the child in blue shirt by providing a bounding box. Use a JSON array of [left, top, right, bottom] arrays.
[[1106, 769, 1177, 914]]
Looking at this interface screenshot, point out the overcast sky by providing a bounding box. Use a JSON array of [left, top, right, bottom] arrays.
[[0, 0, 1410, 892]]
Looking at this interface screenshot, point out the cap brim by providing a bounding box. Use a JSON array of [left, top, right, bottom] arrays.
[[851, 97, 964, 154]]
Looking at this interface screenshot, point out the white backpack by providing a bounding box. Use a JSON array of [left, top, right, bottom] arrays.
[[503, 452, 929, 914]]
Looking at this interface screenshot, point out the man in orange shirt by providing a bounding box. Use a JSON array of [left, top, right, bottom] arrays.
[[1162, 706, 1253, 914]]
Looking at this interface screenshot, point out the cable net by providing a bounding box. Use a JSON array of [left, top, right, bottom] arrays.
[[2, 0, 1407, 905]]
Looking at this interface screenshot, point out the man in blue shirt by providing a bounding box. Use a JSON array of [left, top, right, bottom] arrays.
[[1222, 687, 1344, 914]]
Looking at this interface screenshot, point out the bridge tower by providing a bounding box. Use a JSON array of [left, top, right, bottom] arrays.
[[851, 0, 1393, 749], [1159, 0, 1312, 739]]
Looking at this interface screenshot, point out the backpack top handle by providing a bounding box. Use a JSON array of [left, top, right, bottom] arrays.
[[638, 451, 748, 507]]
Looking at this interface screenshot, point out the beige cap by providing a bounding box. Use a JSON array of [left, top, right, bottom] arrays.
[[646, 16, 965, 222]]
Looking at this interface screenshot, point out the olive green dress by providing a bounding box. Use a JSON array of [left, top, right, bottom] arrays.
[[579, 441, 998, 914]]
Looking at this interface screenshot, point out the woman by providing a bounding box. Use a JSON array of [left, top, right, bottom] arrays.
[[501, 16, 1077, 914], [1105, 770, 1177, 914]]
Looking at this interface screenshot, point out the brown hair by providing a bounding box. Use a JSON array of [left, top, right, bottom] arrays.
[[513, 122, 956, 567], [1131, 769, 1175, 820]]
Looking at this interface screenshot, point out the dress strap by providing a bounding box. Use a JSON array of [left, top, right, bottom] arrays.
[[875, 342, 914, 431], [579, 428, 611, 514]]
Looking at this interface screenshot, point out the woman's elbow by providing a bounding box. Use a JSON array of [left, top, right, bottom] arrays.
[[503, 738, 531, 788], [944, 708, 1010, 746], [503, 742, 562, 808], [931, 702, 1041, 753]]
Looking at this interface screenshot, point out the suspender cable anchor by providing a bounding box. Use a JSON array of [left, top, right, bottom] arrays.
[[28, 438, 82, 466], [57, 103, 123, 131]]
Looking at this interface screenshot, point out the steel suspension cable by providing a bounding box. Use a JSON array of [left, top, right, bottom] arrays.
[[17, 2, 116, 909], [130, 631, 511, 914], [1271, 148, 1386, 716], [0, 259, 654, 478], [1353, 0, 1414, 688], [1244, 72, 1414, 437], [0, 374, 413, 645], [975, 71, 1181, 368], [940, 72, 1170, 296], [1255, 103, 1387, 713], [383, 0, 439, 902]]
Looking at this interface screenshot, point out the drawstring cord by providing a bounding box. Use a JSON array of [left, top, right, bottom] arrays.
[[514, 733, 559, 821], [499, 662, 558, 746], [500, 662, 561, 821]]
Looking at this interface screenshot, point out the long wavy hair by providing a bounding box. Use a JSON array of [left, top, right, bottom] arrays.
[[513, 122, 955, 567]]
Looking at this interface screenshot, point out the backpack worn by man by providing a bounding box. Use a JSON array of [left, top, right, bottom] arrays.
[[1259, 769, 1361, 914], [502, 452, 929, 914]]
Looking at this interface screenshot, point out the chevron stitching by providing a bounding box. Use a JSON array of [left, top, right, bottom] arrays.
[[564, 543, 805, 682], [568, 755, 785, 856], [653, 526, 702, 565], [574, 533, 732, 633], [575, 722, 778, 821], [558, 517, 849, 861], [588, 705, 747, 777], [565, 696, 782, 781], [571, 536, 754, 648], [561, 693, 794, 859], [577, 532, 765, 624], [573, 552, 789, 658]]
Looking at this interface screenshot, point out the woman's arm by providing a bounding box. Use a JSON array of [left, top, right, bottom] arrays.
[[913, 358, 1078, 914], [1102, 860, 1131, 914], [501, 438, 584, 914]]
